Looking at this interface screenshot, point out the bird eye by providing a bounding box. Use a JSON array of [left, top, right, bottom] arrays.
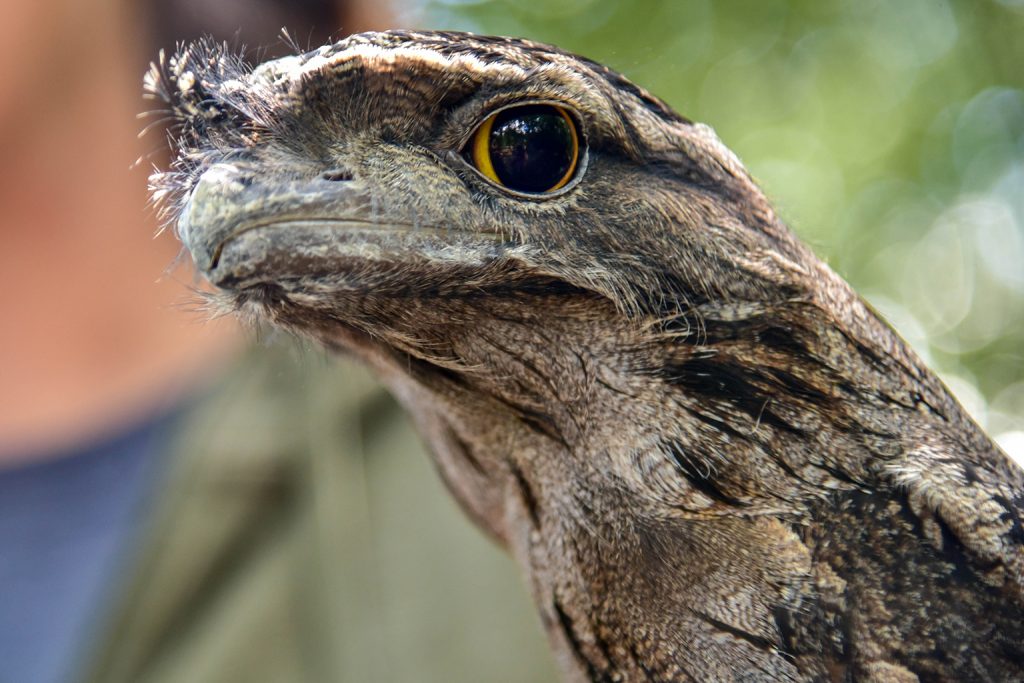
[[466, 104, 581, 194]]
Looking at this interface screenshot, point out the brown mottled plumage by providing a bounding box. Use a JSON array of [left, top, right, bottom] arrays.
[[147, 31, 1024, 681]]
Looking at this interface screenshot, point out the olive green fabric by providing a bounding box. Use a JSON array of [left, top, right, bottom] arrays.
[[81, 343, 557, 683]]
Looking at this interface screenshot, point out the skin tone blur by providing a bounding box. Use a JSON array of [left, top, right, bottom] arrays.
[[0, 0, 393, 466], [0, 0, 242, 464]]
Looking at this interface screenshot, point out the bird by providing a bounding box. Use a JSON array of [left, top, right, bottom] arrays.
[[146, 30, 1024, 682]]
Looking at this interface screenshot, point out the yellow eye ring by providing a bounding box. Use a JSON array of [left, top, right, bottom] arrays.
[[471, 113, 499, 183], [467, 104, 581, 194]]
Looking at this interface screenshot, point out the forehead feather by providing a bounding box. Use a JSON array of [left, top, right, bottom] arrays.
[[245, 42, 632, 149], [268, 42, 602, 107]]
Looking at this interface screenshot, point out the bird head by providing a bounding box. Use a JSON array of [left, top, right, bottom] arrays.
[[149, 30, 816, 354]]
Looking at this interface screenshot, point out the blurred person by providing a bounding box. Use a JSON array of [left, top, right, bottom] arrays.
[[0, 1, 556, 682], [0, 0, 239, 680]]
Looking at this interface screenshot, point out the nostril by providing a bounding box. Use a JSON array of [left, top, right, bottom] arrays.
[[321, 169, 354, 182]]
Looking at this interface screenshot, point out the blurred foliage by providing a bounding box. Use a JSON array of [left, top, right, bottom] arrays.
[[402, 0, 1024, 455]]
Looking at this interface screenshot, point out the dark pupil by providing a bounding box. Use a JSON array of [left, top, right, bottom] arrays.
[[489, 105, 574, 193]]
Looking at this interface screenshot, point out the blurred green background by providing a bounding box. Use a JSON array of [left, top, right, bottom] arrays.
[[401, 0, 1024, 460]]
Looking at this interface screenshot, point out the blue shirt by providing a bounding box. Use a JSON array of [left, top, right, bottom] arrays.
[[0, 407, 182, 683]]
